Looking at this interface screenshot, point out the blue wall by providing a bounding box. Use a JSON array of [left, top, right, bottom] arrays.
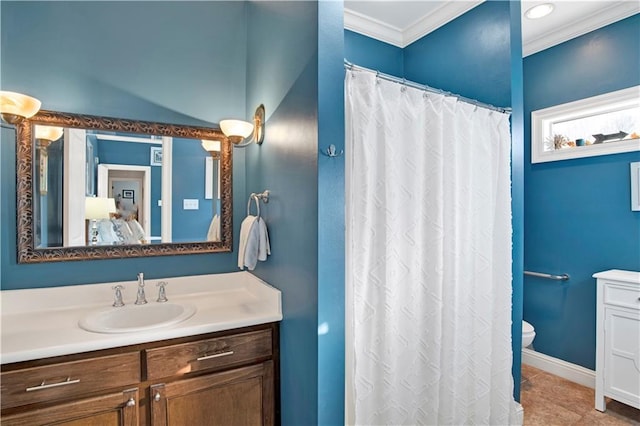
[[318, 2, 346, 425], [344, 29, 403, 76], [170, 138, 215, 242], [1, 1, 248, 288], [523, 14, 640, 370], [245, 2, 319, 425], [404, 1, 511, 108], [509, 1, 525, 401]]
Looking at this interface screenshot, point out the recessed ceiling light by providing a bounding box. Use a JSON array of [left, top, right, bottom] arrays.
[[524, 3, 555, 19]]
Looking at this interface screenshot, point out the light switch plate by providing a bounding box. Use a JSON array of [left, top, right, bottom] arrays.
[[183, 199, 199, 210]]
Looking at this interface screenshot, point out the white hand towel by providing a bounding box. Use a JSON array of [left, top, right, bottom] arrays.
[[238, 215, 258, 270], [257, 217, 270, 261], [243, 218, 261, 271], [207, 214, 220, 242]]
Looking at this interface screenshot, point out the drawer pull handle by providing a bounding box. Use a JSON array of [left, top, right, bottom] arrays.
[[196, 350, 234, 361], [154, 392, 161, 402], [126, 398, 136, 407], [26, 377, 80, 392]]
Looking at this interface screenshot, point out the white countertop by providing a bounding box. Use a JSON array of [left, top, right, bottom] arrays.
[[1, 272, 282, 364], [592, 269, 640, 284]]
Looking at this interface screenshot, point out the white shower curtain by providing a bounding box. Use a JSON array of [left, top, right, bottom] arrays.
[[345, 69, 522, 425]]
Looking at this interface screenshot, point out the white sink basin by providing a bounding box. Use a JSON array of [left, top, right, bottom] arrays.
[[79, 302, 196, 334]]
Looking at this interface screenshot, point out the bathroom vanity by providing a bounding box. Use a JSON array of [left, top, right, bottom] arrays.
[[0, 272, 282, 425], [594, 269, 640, 412]]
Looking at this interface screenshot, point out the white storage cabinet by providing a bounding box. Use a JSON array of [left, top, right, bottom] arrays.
[[594, 269, 640, 411]]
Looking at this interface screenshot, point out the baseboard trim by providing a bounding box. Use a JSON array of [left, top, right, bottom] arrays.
[[522, 348, 595, 389]]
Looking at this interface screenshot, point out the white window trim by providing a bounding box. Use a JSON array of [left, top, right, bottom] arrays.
[[531, 85, 640, 164]]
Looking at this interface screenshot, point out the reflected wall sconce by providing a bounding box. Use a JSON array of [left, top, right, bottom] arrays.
[[85, 196, 116, 245], [219, 104, 265, 148], [201, 139, 221, 158], [35, 125, 64, 148], [34, 125, 64, 195], [0, 91, 41, 124]]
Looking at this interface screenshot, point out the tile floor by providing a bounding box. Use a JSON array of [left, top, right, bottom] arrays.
[[520, 364, 640, 425]]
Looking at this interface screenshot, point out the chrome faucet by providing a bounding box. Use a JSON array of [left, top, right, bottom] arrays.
[[156, 281, 168, 303], [112, 285, 125, 307], [135, 272, 147, 305]]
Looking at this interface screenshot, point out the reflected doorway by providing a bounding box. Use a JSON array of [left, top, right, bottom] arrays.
[[98, 164, 151, 242]]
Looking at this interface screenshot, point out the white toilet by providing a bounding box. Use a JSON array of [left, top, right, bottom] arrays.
[[522, 320, 536, 348]]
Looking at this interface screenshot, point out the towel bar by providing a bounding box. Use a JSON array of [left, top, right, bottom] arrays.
[[524, 270, 570, 281]]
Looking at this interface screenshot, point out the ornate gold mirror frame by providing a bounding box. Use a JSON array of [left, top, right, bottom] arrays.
[[16, 110, 232, 263]]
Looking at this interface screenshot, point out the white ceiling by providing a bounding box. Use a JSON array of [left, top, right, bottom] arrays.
[[344, 0, 640, 57]]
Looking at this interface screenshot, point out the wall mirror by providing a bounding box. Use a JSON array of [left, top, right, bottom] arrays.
[[16, 110, 232, 263]]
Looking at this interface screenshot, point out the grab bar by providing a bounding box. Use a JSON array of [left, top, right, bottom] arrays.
[[524, 271, 570, 281]]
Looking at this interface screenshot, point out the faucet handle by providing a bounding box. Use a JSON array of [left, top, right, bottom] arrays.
[[112, 285, 125, 307], [156, 281, 168, 303]]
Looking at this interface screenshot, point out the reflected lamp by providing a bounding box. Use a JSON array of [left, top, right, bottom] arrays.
[[85, 197, 116, 245]]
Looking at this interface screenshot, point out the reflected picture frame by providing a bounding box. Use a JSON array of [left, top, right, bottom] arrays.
[[531, 85, 640, 164], [150, 146, 162, 166]]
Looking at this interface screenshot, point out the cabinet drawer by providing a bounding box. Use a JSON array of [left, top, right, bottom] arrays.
[[146, 329, 272, 381], [1, 352, 140, 410], [604, 283, 640, 310]]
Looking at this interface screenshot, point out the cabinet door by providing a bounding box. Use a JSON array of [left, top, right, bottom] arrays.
[[151, 361, 274, 426], [604, 307, 640, 409], [1, 387, 139, 426]]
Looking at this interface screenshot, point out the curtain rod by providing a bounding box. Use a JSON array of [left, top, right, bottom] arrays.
[[344, 60, 511, 114]]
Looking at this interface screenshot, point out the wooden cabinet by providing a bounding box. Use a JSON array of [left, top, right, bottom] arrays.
[[2, 388, 139, 426], [594, 270, 640, 412], [1, 323, 279, 425], [150, 361, 274, 426]]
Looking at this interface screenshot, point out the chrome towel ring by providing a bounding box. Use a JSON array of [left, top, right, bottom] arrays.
[[247, 190, 270, 218]]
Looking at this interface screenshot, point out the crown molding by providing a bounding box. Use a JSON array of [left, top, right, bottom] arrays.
[[523, 2, 640, 57], [345, 2, 484, 48], [403, 1, 484, 47], [344, 8, 404, 47]]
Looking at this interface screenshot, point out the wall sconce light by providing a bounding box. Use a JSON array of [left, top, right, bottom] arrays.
[[201, 139, 221, 158], [0, 91, 42, 124], [219, 104, 265, 147], [85, 196, 116, 245]]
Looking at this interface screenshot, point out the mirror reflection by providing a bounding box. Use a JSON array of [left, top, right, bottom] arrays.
[[34, 128, 223, 248], [17, 110, 232, 263]]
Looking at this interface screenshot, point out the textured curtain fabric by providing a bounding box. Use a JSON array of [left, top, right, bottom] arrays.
[[345, 69, 522, 425]]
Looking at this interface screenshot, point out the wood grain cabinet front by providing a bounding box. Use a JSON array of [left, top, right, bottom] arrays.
[[1, 387, 139, 426], [1, 323, 279, 426], [1, 352, 141, 410], [146, 328, 273, 381], [150, 361, 274, 426]]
